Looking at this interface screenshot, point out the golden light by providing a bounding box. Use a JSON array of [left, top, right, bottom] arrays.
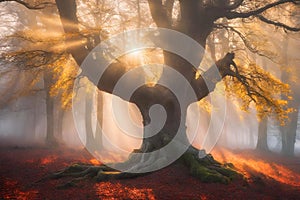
[[128, 50, 142, 60], [143, 64, 160, 87], [124, 49, 145, 67], [123, 48, 162, 87], [50, 38, 87, 52]]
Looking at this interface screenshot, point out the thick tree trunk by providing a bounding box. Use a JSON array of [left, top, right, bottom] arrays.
[[55, 0, 234, 155], [256, 58, 269, 152], [131, 85, 188, 152], [256, 117, 269, 151], [130, 51, 229, 153]]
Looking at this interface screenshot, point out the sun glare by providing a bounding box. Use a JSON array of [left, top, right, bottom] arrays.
[[128, 50, 142, 60]]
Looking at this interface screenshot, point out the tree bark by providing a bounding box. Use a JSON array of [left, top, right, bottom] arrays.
[[85, 90, 95, 150], [256, 117, 269, 151], [280, 103, 298, 156], [256, 59, 269, 152], [85, 89, 103, 151], [44, 70, 57, 145], [280, 36, 298, 156], [129, 0, 230, 152], [95, 91, 103, 148], [130, 85, 187, 152], [55, 0, 89, 65], [55, 0, 236, 154], [55, 104, 64, 142]]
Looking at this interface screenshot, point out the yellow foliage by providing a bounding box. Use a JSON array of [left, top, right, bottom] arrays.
[[4, 26, 104, 110], [224, 60, 292, 125], [47, 54, 78, 110], [197, 98, 212, 114]]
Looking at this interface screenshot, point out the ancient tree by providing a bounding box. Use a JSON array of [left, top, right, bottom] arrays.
[[53, 0, 300, 183]]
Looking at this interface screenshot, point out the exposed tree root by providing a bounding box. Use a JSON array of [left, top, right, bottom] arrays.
[[181, 147, 241, 184], [42, 163, 142, 189], [44, 148, 241, 188]]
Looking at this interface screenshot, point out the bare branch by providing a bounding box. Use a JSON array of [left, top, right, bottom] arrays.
[[257, 15, 300, 32], [1, 50, 64, 70], [214, 24, 279, 60], [226, 0, 299, 19]]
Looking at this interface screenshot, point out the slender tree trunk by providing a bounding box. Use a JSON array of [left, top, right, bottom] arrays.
[[44, 71, 57, 145], [85, 89, 103, 151], [56, 104, 64, 143], [85, 90, 95, 150], [256, 58, 269, 151], [94, 91, 103, 147], [281, 105, 298, 156], [256, 117, 269, 151], [280, 36, 298, 156]]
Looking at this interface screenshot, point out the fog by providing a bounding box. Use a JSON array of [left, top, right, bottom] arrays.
[[0, 86, 299, 158]]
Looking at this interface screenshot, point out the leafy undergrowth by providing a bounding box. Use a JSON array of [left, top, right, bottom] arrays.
[[0, 146, 299, 199]]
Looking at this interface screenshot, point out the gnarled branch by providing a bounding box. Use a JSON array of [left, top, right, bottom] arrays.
[[191, 53, 237, 101], [257, 15, 300, 32], [226, 0, 299, 19]]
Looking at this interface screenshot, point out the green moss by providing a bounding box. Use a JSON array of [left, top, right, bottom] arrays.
[[64, 164, 87, 173], [180, 152, 240, 184], [213, 166, 240, 180], [190, 162, 230, 184]]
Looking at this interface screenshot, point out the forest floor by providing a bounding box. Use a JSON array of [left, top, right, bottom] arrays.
[[0, 146, 299, 200]]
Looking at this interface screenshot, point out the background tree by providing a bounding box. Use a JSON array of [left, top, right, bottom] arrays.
[[280, 30, 300, 156], [0, 0, 107, 146]]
